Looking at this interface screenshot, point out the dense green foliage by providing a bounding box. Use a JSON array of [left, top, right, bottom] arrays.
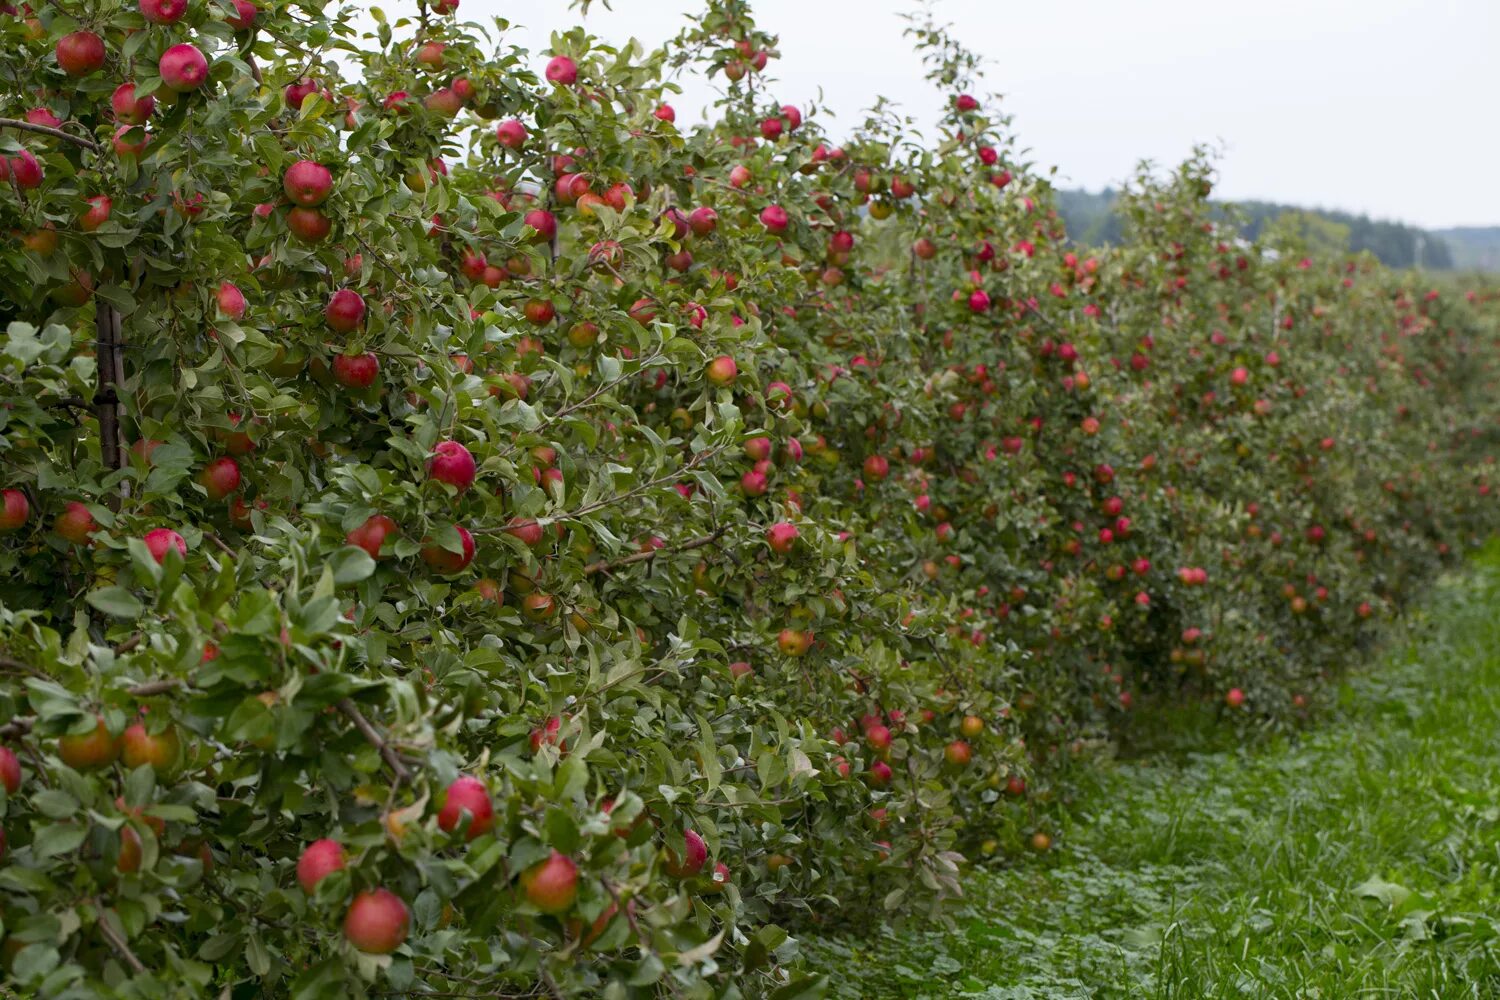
[[0, 1, 1496, 997], [809, 544, 1500, 998], [1057, 187, 1471, 271]]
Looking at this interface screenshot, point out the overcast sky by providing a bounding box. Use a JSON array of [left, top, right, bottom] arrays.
[[365, 1, 1496, 229]]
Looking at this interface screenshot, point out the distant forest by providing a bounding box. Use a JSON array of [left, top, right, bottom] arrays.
[[1056, 189, 1500, 272]]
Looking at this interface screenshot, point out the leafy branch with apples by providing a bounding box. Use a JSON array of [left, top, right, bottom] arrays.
[[0, 0, 1495, 996]]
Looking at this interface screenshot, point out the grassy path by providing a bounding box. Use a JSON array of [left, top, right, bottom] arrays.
[[806, 547, 1500, 998]]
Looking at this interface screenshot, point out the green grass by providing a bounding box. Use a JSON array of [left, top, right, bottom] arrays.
[[804, 545, 1500, 998]]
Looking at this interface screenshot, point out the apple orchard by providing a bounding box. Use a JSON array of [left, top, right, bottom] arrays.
[[0, 0, 1497, 997]]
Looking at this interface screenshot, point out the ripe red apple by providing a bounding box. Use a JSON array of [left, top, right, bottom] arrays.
[[1225, 688, 1245, 708], [767, 521, 798, 554], [331, 352, 379, 389], [287, 207, 331, 242], [297, 838, 345, 893], [654, 103, 675, 123], [663, 830, 707, 878], [521, 850, 579, 913], [688, 206, 718, 236], [344, 888, 410, 954], [56, 31, 106, 77], [74, 194, 108, 233], [759, 204, 789, 232], [862, 455, 889, 482], [140, 0, 187, 23], [57, 715, 120, 769], [545, 55, 578, 86], [325, 289, 366, 332], [420, 526, 476, 574], [53, 502, 95, 545], [347, 514, 397, 558], [969, 289, 991, 313], [110, 83, 155, 125], [198, 456, 241, 500], [867, 760, 893, 786], [121, 723, 181, 772], [959, 715, 984, 739], [705, 356, 737, 387], [143, 527, 187, 563], [944, 739, 971, 766], [496, 119, 527, 150], [523, 209, 556, 243], [112, 125, 150, 159], [226, 0, 258, 30], [432, 0, 458, 12], [0, 747, 20, 795], [283, 160, 333, 207], [523, 299, 556, 325], [428, 440, 476, 491], [729, 165, 751, 188], [0, 489, 29, 532], [437, 776, 495, 840], [159, 44, 209, 92], [216, 281, 247, 320]]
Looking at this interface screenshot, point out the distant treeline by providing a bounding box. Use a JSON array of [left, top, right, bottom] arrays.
[[1056, 188, 1500, 272]]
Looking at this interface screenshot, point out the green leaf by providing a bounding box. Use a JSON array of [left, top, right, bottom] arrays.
[[329, 546, 376, 585], [85, 587, 144, 619]]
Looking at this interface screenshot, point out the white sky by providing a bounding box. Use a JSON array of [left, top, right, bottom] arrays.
[[359, 1, 1496, 228]]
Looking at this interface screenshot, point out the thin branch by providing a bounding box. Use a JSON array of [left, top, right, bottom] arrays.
[[126, 678, 186, 697], [94, 907, 146, 974], [337, 698, 411, 782], [0, 117, 100, 151], [584, 526, 726, 575]]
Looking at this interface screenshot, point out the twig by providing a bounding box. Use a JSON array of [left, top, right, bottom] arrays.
[[0, 717, 35, 739], [0, 117, 100, 152], [584, 527, 726, 575], [126, 678, 186, 697], [94, 906, 146, 974], [337, 698, 411, 782]]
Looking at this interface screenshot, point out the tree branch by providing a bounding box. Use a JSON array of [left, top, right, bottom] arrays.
[[0, 117, 100, 152], [94, 906, 147, 974], [584, 526, 726, 575], [338, 698, 411, 782]]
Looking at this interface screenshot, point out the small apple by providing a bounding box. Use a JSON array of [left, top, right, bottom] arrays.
[[287, 207, 331, 242], [198, 456, 241, 500], [496, 119, 527, 150], [0, 490, 29, 532], [121, 723, 181, 773], [706, 356, 737, 387], [331, 352, 379, 389], [53, 502, 95, 545], [57, 715, 120, 769], [545, 55, 578, 86], [216, 281, 247, 320], [662, 830, 707, 878], [420, 526, 476, 574], [767, 521, 798, 554]]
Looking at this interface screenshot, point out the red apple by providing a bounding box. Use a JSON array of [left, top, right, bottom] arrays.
[[296, 838, 345, 893], [688, 206, 718, 236], [159, 44, 209, 92], [521, 850, 579, 913], [496, 119, 527, 150], [325, 289, 366, 332], [420, 526, 475, 574], [344, 889, 409, 954], [56, 31, 106, 77], [0, 747, 20, 795], [226, 0, 258, 30], [331, 352, 379, 389], [759, 204, 789, 232], [0, 489, 29, 532], [662, 830, 707, 878], [121, 723, 181, 772], [523, 209, 556, 243], [54, 502, 95, 545], [283, 160, 333, 207], [706, 356, 737, 387], [436, 776, 494, 840], [143, 527, 187, 563], [287, 207, 331, 242], [545, 55, 578, 86], [57, 715, 120, 769], [198, 456, 241, 501], [346, 514, 397, 559], [140, 0, 187, 23], [429, 440, 476, 491], [216, 281, 247, 320], [767, 521, 798, 554]]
